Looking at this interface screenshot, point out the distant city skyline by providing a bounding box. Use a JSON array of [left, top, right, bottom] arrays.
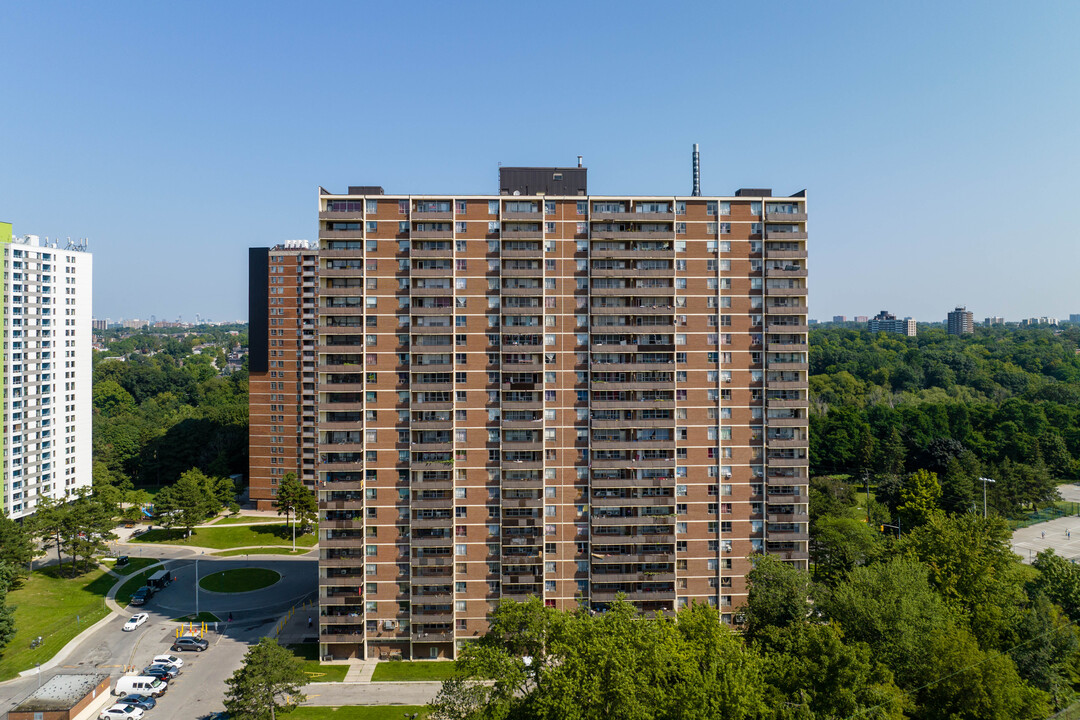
[[2, 2, 1079, 321]]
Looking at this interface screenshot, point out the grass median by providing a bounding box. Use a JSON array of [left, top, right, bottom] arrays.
[[0, 566, 114, 681], [289, 706, 430, 718], [172, 612, 220, 622], [370, 660, 459, 682], [211, 547, 310, 557], [208, 515, 281, 526], [288, 643, 349, 683], [131, 524, 317, 550], [199, 567, 280, 593]]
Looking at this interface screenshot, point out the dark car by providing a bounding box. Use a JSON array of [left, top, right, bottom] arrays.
[[144, 663, 180, 678], [129, 587, 152, 606], [171, 636, 209, 652], [118, 694, 156, 711], [141, 666, 173, 682]]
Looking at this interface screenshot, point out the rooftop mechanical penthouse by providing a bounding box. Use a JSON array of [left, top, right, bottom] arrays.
[[249, 163, 809, 660]]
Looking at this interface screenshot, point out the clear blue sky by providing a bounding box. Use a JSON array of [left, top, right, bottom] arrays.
[[1, 1, 1077, 323]]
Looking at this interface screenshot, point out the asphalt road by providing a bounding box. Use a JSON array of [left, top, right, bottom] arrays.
[[0, 553, 317, 720]]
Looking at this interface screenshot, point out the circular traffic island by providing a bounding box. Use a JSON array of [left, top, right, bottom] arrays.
[[198, 567, 281, 593]]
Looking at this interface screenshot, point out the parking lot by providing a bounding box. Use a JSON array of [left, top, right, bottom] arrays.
[[76, 612, 271, 719]]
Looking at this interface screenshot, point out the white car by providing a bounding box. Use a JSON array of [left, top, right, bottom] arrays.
[[152, 653, 183, 669], [100, 704, 145, 720], [123, 613, 149, 632]]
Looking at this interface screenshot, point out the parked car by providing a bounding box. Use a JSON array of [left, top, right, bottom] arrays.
[[117, 694, 156, 711], [152, 653, 184, 668], [123, 613, 149, 631], [145, 662, 180, 678], [129, 587, 152, 606], [99, 704, 144, 720], [171, 636, 209, 652], [141, 666, 174, 682]]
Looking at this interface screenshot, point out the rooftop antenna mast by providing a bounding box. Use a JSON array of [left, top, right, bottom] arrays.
[[691, 143, 701, 196]]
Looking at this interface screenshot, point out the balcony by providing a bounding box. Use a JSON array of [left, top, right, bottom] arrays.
[[766, 324, 809, 334], [412, 211, 453, 221], [766, 416, 808, 427], [765, 266, 808, 278], [765, 212, 807, 223], [320, 228, 364, 240], [592, 211, 675, 222], [766, 286, 807, 297], [765, 230, 808, 240], [412, 229, 453, 239], [412, 631, 454, 642], [319, 211, 363, 221], [765, 249, 807, 260], [769, 550, 810, 561], [591, 590, 676, 602], [767, 456, 808, 467], [766, 343, 807, 352], [766, 398, 808, 409]]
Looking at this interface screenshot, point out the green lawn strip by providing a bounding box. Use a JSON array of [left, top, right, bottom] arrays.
[[132, 524, 317, 549], [370, 660, 460, 682], [287, 643, 349, 683], [290, 707, 430, 719], [209, 515, 282, 525], [115, 564, 165, 606], [171, 612, 220, 622], [211, 547, 310, 557], [0, 566, 114, 681], [199, 567, 281, 593], [103, 557, 158, 576]]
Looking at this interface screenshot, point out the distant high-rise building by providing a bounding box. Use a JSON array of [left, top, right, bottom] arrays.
[[853, 315, 868, 323], [248, 240, 319, 509], [0, 223, 92, 519], [92, 318, 107, 331], [249, 166, 810, 661], [868, 310, 916, 337], [984, 316, 1005, 326], [1069, 314, 1080, 324], [946, 306, 974, 335], [832, 315, 846, 323]]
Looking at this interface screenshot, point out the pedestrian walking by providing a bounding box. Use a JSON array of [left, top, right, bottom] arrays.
[[308, 616, 313, 628], [1042, 531, 1046, 539]]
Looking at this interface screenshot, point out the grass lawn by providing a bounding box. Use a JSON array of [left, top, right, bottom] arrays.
[[290, 707, 429, 719], [103, 557, 158, 576], [199, 567, 280, 593], [0, 566, 114, 681], [171, 612, 220, 622], [209, 515, 281, 525], [132, 524, 317, 550], [116, 563, 165, 606], [288, 643, 349, 683], [211, 547, 310, 557], [370, 660, 459, 682]]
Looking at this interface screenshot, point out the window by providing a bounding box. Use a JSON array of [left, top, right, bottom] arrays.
[[489, 200, 500, 215], [366, 221, 377, 232]]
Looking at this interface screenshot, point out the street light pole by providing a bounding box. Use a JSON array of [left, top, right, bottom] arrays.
[[979, 477, 996, 518], [194, 557, 199, 619]]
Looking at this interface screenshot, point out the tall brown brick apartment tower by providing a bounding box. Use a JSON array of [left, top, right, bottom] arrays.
[[269, 165, 808, 660], [248, 241, 320, 509]]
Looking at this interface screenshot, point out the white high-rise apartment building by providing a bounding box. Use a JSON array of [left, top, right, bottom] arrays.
[[0, 222, 92, 519]]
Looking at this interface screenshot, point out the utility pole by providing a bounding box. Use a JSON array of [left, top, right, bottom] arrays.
[[864, 473, 871, 523], [979, 477, 996, 518]]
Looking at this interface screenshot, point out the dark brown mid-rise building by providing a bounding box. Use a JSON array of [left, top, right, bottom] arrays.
[[249, 241, 319, 508], [250, 166, 809, 660]]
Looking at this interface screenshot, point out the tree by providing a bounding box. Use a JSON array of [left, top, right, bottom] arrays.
[[294, 486, 318, 533], [0, 562, 16, 653], [273, 473, 305, 528], [810, 516, 882, 584], [1030, 549, 1080, 620], [897, 469, 942, 528], [877, 426, 907, 476], [0, 514, 33, 577], [822, 557, 1047, 719], [156, 468, 217, 537], [741, 554, 814, 640], [29, 496, 71, 571], [756, 622, 905, 720], [223, 637, 307, 720], [898, 512, 1027, 650], [430, 598, 767, 720], [67, 489, 119, 573]]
